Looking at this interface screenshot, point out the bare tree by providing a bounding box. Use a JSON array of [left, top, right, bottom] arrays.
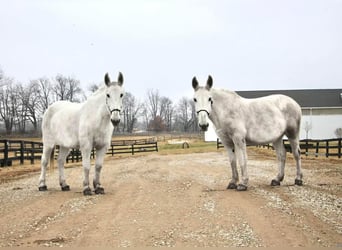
[[53, 74, 84, 102], [24, 82, 43, 132], [0, 67, 3, 82], [335, 128, 342, 138], [159, 97, 173, 131], [31, 77, 53, 113], [144, 89, 175, 132], [146, 89, 160, 120], [13, 83, 29, 133], [121, 92, 143, 133], [0, 77, 16, 133], [148, 116, 166, 132], [175, 97, 193, 132], [88, 83, 100, 93], [173, 97, 198, 132], [303, 121, 312, 139]]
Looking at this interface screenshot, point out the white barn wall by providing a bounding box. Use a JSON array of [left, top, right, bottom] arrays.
[[205, 114, 342, 142], [301, 114, 342, 139], [204, 120, 218, 142]]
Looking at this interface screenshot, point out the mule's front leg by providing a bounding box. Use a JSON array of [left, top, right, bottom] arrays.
[[234, 138, 248, 191], [82, 150, 92, 195], [226, 146, 239, 189], [93, 147, 106, 195]]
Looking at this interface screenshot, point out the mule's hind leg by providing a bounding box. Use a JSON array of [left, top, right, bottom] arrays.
[[289, 138, 303, 186], [271, 138, 286, 186], [38, 145, 54, 191], [93, 146, 107, 194], [57, 146, 71, 191]]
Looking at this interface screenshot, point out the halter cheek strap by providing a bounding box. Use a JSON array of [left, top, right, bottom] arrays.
[[197, 109, 210, 116]]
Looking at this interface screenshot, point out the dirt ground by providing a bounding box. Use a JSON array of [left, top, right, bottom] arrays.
[[0, 149, 341, 247]]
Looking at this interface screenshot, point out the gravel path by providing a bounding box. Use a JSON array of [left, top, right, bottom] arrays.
[[0, 151, 341, 247]]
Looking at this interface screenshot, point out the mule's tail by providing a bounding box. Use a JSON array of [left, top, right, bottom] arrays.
[[49, 147, 55, 169]]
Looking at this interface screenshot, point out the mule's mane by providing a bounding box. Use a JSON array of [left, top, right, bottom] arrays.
[[91, 85, 106, 97], [211, 88, 240, 102]]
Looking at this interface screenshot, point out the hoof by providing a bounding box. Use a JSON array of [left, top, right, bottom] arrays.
[[271, 179, 281, 186], [95, 187, 105, 195], [295, 179, 303, 186], [61, 185, 70, 191], [38, 185, 47, 191], [83, 187, 92, 196], [227, 183, 237, 189], [236, 184, 248, 191]]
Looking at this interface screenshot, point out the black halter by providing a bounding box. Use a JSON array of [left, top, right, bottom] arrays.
[[196, 109, 210, 116]]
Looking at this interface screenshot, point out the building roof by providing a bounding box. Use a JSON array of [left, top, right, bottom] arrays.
[[236, 89, 342, 108]]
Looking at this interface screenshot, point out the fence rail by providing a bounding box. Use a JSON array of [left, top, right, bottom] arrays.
[[217, 138, 342, 158], [0, 138, 158, 166]]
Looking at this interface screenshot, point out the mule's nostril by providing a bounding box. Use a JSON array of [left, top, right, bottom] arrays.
[[111, 119, 120, 126], [199, 123, 209, 131]]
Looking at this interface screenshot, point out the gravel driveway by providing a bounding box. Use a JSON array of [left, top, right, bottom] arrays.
[[0, 150, 341, 247]]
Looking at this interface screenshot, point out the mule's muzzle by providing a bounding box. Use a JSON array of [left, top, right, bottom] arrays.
[[111, 119, 120, 127], [199, 123, 209, 131]]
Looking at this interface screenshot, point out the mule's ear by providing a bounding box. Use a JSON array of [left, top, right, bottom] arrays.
[[206, 75, 213, 90], [192, 77, 199, 90], [118, 72, 124, 86], [104, 73, 111, 86]]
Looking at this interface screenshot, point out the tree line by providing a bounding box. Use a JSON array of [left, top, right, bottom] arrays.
[[0, 68, 199, 134]]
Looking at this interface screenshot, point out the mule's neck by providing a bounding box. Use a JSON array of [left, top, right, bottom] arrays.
[[86, 87, 111, 119], [209, 89, 241, 130]]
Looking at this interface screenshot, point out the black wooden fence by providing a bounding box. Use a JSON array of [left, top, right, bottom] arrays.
[[0, 140, 43, 166], [0, 138, 158, 166], [216, 138, 342, 158]]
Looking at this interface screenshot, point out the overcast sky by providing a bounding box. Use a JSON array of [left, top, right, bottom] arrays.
[[1, 0, 341, 101]]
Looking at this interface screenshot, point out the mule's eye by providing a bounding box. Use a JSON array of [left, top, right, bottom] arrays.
[[209, 97, 213, 103], [120, 93, 124, 98], [193, 98, 197, 102], [107, 94, 110, 98]]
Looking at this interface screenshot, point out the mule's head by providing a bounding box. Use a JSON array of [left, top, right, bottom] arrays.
[[192, 75, 213, 132], [104, 72, 124, 127]]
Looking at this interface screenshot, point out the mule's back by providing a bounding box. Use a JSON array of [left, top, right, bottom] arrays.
[[42, 101, 83, 148], [242, 94, 301, 144]]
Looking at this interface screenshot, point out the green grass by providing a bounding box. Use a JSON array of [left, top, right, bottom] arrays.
[[158, 140, 218, 155]]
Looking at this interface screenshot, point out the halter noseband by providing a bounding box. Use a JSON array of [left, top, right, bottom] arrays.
[[197, 109, 210, 116], [110, 108, 121, 114]]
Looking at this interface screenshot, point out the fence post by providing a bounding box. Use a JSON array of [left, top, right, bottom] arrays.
[[4, 140, 9, 166], [30, 142, 35, 164], [325, 140, 329, 158], [315, 141, 319, 157], [305, 140, 309, 156], [338, 138, 341, 158], [131, 144, 134, 155], [20, 141, 24, 164]]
